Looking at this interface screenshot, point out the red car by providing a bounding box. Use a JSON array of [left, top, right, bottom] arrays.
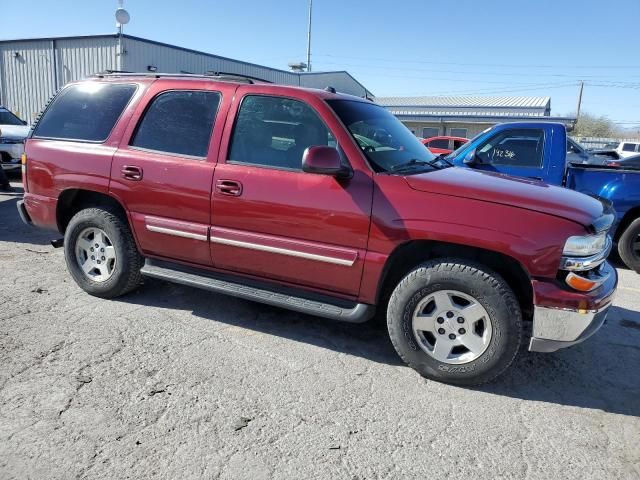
[[422, 136, 468, 155], [18, 74, 616, 385]]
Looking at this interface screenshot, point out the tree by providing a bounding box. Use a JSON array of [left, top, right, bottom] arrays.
[[572, 112, 618, 137]]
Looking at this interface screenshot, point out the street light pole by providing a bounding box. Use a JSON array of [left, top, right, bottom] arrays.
[[306, 0, 312, 72]]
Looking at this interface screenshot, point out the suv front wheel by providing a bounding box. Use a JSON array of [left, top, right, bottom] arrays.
[[387, 258, 522, 386], [64, 207, 143, 298]]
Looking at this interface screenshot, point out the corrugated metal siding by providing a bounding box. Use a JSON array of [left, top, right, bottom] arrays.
[[55, 37, 118, 86], [121, 38, 298, 85], [299, 72, 368, 97], [0, 37, 118, 123], [0, 40, 56, 122], [376, 95, 551, 109]]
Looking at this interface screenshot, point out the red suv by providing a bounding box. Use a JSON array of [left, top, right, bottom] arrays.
[[17, 74, 617, 385]]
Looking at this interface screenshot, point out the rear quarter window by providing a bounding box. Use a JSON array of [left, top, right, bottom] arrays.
[[33, 83, 136, 142]]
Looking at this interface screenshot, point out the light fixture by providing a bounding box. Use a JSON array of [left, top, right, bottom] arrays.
[[147, 65, 157, 72]]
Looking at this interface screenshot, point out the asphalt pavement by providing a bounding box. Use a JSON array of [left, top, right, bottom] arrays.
[[1, 179, 639, 479]]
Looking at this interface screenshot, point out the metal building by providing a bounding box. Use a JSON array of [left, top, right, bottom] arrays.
[[376, 95, 575, 138], [0, 33, 374, 123]]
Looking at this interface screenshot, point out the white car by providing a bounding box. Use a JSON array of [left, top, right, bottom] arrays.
[[615, 141, 640, 159], [0, 107, 29, 172]]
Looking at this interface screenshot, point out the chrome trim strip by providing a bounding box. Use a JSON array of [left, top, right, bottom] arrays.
[[146, 225, 208, 241], [209, 236, 356, 266], [560, 236, 612, 271]]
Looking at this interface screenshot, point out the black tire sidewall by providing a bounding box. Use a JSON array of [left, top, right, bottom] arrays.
[[387, 259, 522, 385], [618, 218, 640, 272], [64, 208, 139, 297]]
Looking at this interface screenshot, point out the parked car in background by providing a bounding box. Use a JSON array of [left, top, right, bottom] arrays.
[[19, 76, 617, 385], [567, 137, 610, 165], [0, 107, 29, 172], [447, 122, 640, 272], [614, 140, 640, 158], [421, 136, 468, 155], [607, 154, 640, 169]]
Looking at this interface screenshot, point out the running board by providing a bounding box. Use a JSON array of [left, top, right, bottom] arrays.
[[140, 259, 375, 323]]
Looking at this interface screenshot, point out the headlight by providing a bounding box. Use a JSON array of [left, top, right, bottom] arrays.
[[562, 232, 607, 257]]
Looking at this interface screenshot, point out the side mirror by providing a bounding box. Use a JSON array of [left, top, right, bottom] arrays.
[[22, 120, 27, 126], [302, 146, 352, 179], [463, 148, 481, 165]]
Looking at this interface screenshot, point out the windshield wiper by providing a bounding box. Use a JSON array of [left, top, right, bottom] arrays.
[[390, 158, 441, 173]]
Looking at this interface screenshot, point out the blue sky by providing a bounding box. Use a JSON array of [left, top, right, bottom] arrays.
[[3, 0, 640, 129]]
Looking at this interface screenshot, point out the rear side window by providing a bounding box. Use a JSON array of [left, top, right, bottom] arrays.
[[33, 83, 136, 142], [429, 139, 449, 149], [131, 90, 221, 158]]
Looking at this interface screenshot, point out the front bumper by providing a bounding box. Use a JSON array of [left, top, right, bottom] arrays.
[[529, 262, 617, 353], [0, 143, 24, 170]]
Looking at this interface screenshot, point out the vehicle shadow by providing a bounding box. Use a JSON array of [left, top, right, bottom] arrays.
[[0, 186, 53, 246], [119, 278, 640, 418]]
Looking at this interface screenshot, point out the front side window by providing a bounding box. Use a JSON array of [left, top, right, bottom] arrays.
[[453, 139, 467, 149], [0, 109, 24, 126], [476, 128, 544, 168], [131, 90, 220, 157], [33, 83, 136, 142], [328, 100, 437, 173], [228, 95, 335, 170]]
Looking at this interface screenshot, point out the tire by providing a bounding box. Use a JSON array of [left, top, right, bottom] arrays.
[[64, 207, 143, 298], [617, 217, 640, 273], [387, 258, 522, 386]]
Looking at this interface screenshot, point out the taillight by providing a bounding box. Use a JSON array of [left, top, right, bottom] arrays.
[[21, 152, 27, 191]]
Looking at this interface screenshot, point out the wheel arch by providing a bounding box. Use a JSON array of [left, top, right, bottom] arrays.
[[56, 188, 128, 234], [613, 206, 640, 241], [376, 240, 534, 321]]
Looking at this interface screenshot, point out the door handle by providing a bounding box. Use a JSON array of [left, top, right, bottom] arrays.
[[121, 165, 143, 181], [216, 179, 243, 196]]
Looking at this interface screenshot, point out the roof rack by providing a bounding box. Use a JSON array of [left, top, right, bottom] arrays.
[[90, 71, 270, 84]]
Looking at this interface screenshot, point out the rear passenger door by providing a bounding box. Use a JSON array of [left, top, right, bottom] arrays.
[[110, 81, 233, 266]]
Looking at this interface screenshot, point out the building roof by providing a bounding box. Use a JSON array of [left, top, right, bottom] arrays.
[[0, 33, 374, 97], [375, 95, 550, 109]]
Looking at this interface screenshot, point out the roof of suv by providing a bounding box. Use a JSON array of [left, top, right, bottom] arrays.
[[87, 72, 373, 103]]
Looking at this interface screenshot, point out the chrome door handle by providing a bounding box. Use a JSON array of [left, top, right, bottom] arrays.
[[121, 165, 143, 181], [215, 179, 243, 196]]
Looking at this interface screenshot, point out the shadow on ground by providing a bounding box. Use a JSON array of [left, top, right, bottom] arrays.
[[119, 277, 640, 418], [0, 187, 53, 246]]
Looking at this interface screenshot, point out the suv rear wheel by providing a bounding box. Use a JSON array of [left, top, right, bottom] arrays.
[[64, 207, 143, 298], [387, 258, 522, 386]]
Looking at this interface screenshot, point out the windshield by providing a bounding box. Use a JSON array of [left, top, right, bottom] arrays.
[[327, 99, 438, 173], [0, 109, 25, 126], [444, 126, 494, 160]]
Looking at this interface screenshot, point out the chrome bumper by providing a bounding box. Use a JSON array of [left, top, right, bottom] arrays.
[[529, 300, 612, 353]]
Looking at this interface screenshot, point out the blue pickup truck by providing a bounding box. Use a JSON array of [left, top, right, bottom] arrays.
[[447, 122, 640, 272]]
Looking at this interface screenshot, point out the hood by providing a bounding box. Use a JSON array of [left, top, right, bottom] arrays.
[[404, 167, 605, 228], [0, 124, 29, 140]]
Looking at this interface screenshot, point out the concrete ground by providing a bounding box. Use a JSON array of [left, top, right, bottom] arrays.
[[1, 178, 639, 480]]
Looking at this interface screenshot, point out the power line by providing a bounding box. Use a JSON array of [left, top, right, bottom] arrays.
[[314, 53, 640, 70]]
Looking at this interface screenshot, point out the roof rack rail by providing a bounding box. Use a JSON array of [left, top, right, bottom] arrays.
[[90, 71, 270, 84]]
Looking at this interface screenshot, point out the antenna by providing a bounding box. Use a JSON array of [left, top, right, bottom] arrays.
[[115, 1, 130, 57]]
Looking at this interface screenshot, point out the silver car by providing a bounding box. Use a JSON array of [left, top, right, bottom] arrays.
[[0, 107, 29, 172]]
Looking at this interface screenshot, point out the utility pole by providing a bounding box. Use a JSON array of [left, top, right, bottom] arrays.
[[575, 81, 584, 120], [306, 0, 312, 72]]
